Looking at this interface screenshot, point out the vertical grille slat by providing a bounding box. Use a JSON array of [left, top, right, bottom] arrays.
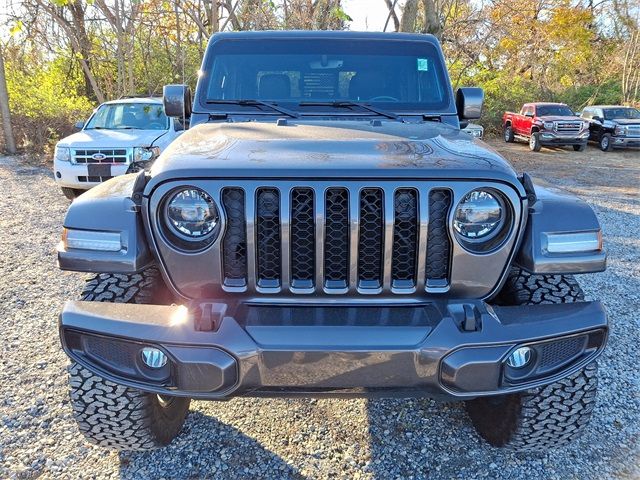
[[219, 183, 467, 295], [256, 188, 281, 288], [426, 189, 452, 286], [221, 188, 247, 287], [324, 188, 350, 289], [290, 188, 315, 289], [358, 188, 384, 289], [392, 189, 419, 289]]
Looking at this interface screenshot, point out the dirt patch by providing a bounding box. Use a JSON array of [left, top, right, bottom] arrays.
[[485, 138, 640, 197]]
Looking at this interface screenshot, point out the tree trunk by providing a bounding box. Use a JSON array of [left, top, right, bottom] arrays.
[[400, 0, 418, 32], [422, 0, 442, 38], [0, 47, 17, 154]]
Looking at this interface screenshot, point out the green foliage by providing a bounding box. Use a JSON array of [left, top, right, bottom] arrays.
[[5, 52, 94, 153]]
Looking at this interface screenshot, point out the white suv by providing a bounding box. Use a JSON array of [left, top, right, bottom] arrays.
[[53, 97, 184, 199]]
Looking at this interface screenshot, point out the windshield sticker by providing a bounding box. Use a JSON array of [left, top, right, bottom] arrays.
[[417, 58, 429, 71]]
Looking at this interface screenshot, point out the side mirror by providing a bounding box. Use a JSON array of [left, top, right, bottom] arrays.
[[456, 87, 483, 121], [163, 84, 192, 119], [592, 116, 603, 123], [74, 121, 85, 130], [525, 112, 534, 118]]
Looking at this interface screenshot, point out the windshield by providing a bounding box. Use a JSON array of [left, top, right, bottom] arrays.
[[536, 105, 574, 117], [604, 108, 640, 120], [201, 39, 451, 113], [85, 103, 168, 130]]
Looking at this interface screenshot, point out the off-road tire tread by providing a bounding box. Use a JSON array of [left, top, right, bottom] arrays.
[[495, 266, 584, 305], [81, 267, 170, 304], [467, 267, 597, 451], [466, 363, 598, 451], [69, 267, 188, 451], [68, 363, 189, 450]]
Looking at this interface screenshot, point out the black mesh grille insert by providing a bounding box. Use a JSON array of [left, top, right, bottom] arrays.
[[324, 188, 350, 289], [358, 188, 384, 288], [256, 188, 281, 288], [290, 188, 315, 288], [539, 336, 586, 370], [392, 189, 418, 288], [222, 188, 247, 287], [426, 189, 452, 285]]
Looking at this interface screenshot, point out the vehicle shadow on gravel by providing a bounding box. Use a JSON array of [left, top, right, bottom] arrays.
[[117, 411, 307, 479], [366, 398, 490, 478]]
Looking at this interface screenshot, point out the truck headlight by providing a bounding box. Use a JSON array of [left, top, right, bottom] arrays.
[[614, 125, 625, 136], [55, 146, 71, 162], [134, 146, 160, 162], [165, 188, 219, 239], [454, 190, 504, 240], [543, 121, 554, 130]]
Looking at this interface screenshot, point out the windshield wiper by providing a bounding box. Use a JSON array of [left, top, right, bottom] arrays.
[[205, 99, 299, 118], [298, 101, 405, 122]]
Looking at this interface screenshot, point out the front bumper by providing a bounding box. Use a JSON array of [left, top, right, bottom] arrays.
[[53, 159, 130, 189], [611, 136, 640, 148], [539, 131, 589, 146], [59, 300, 607, 400]]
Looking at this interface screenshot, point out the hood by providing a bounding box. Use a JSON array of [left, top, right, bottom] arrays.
[[148, 120, 523, 194], [610, 118, 640, 126], [58, 129, 168, 148], [537, 115, 581, 122]]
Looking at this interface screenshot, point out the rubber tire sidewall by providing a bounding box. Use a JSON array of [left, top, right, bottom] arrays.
[[504, 125, 514, 143], [599, 133, 612, 152], [529, 132, 542, 151]]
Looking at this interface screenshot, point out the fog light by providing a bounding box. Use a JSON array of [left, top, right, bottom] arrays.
[[506, 347, 532, 369], [141, 347, 168, 369]]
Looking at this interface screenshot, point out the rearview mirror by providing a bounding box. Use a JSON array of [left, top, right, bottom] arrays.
[[74, 121, 85, 130], [163, 84, 192, 119], [456, 87, 483, 121]]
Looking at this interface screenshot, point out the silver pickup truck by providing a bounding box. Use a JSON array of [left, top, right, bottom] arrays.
[[57, 31, 607, 453]]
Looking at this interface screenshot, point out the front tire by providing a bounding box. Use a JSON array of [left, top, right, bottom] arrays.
[[68, 267, 190, 451], [61, 187, 84, 200], [529, 132, 542, 151], [466, 363, 598, 451], [504, 125, 515, 143], [599, 133, 613, 152], [68, 363, 190, 450], [466, 267, 599, 451]]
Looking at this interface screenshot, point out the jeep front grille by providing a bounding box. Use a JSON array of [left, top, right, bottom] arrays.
[[72, 148, 131, 164], [554, 122, 582, 135], [220, 185, 453, 295]]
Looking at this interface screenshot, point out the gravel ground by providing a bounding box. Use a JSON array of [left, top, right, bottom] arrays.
[[0, 142, 639, 479]]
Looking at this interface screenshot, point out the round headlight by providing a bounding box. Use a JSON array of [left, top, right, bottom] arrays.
[[167, 188, 219, 238], [453, 189, 504, 240], [543, 121, 554, 130]]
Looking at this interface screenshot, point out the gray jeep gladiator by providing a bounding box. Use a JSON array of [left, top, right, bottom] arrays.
[[57, 31, 608, 452]]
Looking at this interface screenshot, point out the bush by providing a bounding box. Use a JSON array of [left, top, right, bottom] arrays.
[[5, 54, 94, 157]]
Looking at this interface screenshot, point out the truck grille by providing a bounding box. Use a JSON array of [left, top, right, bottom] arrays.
[[72, 148, 130, 164], [625, 124, 640, 137], [220, 185, 453, 294], [554, 121, 582, 135]]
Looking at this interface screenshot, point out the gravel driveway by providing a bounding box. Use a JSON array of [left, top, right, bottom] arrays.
[[1, 143, 638, 479]]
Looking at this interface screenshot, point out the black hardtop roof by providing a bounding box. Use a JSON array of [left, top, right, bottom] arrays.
[[209, 30, 440, 44]]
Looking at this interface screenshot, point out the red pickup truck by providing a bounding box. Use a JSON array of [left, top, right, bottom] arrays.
[[503, 102, 590, 151]]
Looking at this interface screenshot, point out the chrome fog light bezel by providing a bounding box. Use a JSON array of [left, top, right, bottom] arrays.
[[141, 346, 168, 369], [506, 346, 533, 369]]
